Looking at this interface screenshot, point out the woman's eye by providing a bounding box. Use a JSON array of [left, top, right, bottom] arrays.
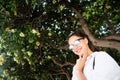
[[74, 40, 80, 45]]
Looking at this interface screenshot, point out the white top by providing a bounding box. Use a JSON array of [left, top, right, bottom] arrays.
[[72, 51, 120, 80]]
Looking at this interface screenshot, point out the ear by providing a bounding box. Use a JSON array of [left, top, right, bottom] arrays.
[[84, 38, 88, 44]]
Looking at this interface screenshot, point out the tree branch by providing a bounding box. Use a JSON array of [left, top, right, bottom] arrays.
[[51, 57, 74, 67], [51, 57, 72, 80], [104, 35, 120, 41], [51, 70, 71, 80], [71, 6, 120, 53], [59, 0, 120, 53], [103, 0, 115, 34], [45, 38, 69, 50]]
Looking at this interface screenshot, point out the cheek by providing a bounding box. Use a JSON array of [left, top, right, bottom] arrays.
[[79, 44, 87, 53], [82, 45, 88, 54]]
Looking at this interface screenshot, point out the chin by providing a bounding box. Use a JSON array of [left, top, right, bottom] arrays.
[[76, 53, 82, 57]]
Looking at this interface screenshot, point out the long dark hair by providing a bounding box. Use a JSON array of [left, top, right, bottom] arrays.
[[67, 29, 95, 51]]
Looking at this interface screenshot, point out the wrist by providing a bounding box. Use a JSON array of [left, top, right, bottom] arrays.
[[74, 65, 84, 72]]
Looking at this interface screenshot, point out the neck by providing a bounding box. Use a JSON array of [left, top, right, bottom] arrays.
[[87, 48, 93, 56]]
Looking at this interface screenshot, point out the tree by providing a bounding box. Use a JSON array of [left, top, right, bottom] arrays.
[[0, 0, 120, 80]]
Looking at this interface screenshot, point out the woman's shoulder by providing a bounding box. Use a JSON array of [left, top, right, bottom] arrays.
[[92, 51, 114, 62], [92, 51, 109, 57], [92, 51, 119, 66], [93, 51, 107, 54]]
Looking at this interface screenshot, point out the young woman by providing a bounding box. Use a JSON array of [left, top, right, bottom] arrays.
[[68, 30, 120, 80]]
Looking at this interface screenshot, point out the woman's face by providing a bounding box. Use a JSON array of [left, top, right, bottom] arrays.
[[68, 35, 88, 57]]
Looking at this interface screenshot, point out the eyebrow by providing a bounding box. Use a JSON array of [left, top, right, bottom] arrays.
[[69, 37, 84, 45], [76, 38, 84, 40]]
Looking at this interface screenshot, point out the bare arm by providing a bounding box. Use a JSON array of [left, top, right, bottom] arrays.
[[73, 71, 86, 80]]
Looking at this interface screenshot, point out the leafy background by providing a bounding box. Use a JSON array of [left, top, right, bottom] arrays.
[[0, 0, 120, 80]]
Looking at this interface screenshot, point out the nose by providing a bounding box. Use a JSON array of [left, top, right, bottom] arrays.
[[73, 45, 80, 52]]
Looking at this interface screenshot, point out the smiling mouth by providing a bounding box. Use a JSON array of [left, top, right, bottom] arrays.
[[76, 48, 81, 53], [75, 47, 83, 56]]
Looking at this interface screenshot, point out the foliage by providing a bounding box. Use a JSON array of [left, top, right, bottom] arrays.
[[0, 0, 120, 80]]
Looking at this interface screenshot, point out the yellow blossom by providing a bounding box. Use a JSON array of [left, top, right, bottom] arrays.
[[3, 45, 6, 48], [59, 5, 64, 11], [0, 61, 3, 65], [47, 55, 51, 59], [13, 57, 19, 63], [11, 68, 15, 71], [14, 52, 18, 57], [19, 32, 25, 37], [28, 39, 34, 43], [48, 32, 52, 36], [26, 57, 30, 62], [11, 29, 16, 33], [37, 32, 41, 37], [0, 37, 4, 42], [36, 41, 40, 46], [23, 56, 27, 59], [7, 52, 11, 56], [27, 51, 33, 57], [21, 48, 25, 52], [52, 0, 56, 4], [0, 44, 2, 49], [5, 27, 10, 32], [39, 62, 42, 65], [31, 29, 37, 34], [14, 11, 17, 16], [0, 54, 4, 61], [3, 70, 6, 74], [28, 61, 32, 65], [0, 54, 4, 65]]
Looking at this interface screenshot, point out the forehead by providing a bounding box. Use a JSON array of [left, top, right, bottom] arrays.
[[68, 35, 80, 44]]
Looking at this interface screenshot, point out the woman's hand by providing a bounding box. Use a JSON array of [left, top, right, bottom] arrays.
[[72, 54, 87, 80], [74, 54, 88, 72]]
